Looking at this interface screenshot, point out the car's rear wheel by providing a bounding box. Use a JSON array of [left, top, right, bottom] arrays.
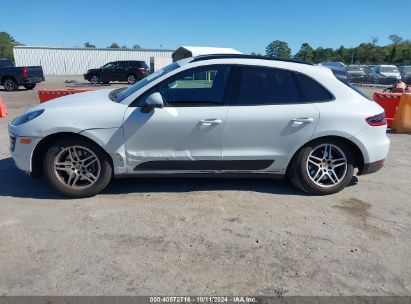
[[43, 137, 112, 198], [90, 75, 99, 84], [288, 139, 354, 195], [23, 84, 36, 90], [127, 74, 137, 84], [3, 78, 18, 91]]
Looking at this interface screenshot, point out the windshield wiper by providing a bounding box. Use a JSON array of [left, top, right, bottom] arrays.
[[109, 87, 127, 102]]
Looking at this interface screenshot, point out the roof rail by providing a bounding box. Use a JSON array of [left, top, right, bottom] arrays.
[[191, 54, 314, 65]]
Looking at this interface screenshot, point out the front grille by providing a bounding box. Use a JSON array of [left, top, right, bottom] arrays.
[[9, 133, 16, 152]]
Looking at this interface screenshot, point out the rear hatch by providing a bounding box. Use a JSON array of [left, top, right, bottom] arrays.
[[24, 66, 44, 78]]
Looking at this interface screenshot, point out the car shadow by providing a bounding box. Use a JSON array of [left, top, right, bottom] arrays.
[[0, 157, 358, 200]]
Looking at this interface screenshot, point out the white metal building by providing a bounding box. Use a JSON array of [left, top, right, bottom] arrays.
[[13, 46, 174, 75]]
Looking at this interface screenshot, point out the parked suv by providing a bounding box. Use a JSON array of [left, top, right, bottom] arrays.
[[84, 60, 150, 84], [9, 54, 389, 198], [0, 58, 45, 91], [399, 65, 411, 84], [368, 65, 401, 84], [345, 65, 366, 83]]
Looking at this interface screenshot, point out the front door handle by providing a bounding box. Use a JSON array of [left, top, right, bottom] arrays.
[[200, 119, 222, 125], [291, 117, 314, 127]]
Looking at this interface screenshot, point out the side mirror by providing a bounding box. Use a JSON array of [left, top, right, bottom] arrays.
[[141, 92, 164, 113]]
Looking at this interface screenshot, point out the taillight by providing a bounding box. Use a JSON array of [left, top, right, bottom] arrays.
[[366, 113, 387, 126], [22, 68, 28, 77], [138, 67, 145, 73]]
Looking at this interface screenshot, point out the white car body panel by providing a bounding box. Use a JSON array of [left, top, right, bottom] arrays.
[[123, 106, 228, 173]]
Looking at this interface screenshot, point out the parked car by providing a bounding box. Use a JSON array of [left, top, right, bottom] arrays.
[[318, 62, 347, 81], [0, 58, 45, 91], [367, 65, 401, 84], [345, 65, 366, 83], [84, 60, 150, 84], [9, 54, 389, 198], [363, 65, 376, 83], [399, 65, 411, 84]]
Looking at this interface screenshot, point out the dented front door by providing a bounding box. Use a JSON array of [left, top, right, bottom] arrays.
[[122, 106, 228, 173]]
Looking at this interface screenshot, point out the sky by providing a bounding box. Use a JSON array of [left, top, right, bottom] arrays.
[[1, 0, 410, 54]]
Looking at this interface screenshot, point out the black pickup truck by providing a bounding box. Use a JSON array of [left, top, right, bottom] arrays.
[[0, 58, 45, 91]]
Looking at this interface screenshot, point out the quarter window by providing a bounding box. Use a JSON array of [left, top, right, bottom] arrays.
[[236, 66, 300, 105], [158, 66, 231, 106], [296, 73, 333, 102]]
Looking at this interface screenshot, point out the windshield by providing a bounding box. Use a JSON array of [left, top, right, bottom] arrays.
[[403, 67, 411, 73], [381, 66, 399, 73], [347, 66, 364, 71], [115, 62, 180, 102]]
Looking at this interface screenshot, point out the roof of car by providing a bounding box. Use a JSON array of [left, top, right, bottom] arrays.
[[190, 54, 314, 66]]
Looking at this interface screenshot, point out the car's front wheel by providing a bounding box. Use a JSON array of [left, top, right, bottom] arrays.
[[288, 139, 354, 195], [3, 78, 18, 91], [43, 137, 112, 198], [90, 75, 99, 84]]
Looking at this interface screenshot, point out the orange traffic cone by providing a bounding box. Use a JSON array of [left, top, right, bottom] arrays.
[[392, 93, 411, 134], [0, 95, 8, 117]]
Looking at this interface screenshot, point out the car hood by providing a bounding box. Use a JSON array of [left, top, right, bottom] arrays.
[[380, 72, 400, 77], [10, 89, 128, 137], [347, 70, 365, 75], [86, 68, 102, 73]]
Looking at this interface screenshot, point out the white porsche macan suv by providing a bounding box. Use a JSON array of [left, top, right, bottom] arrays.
[[8, 55, 390, 198]]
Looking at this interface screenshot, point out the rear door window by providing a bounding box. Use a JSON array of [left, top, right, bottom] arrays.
[[234, 66, 301, 105]]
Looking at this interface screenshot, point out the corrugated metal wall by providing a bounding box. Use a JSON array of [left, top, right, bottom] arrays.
[[13, 46, 174, 75]]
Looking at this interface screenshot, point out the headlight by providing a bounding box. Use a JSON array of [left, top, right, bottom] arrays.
[[11, 109, 45, 126]]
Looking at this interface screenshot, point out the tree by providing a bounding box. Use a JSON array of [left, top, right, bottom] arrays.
[[294, 43, 314, 62], [265, 40, 291, 59], [121, 45, 127, 48], [0, 32, 17, 60], [108, 42, 120, 48], [132, 44, 141, 49], [388, 34, 403, 45], [84, 42, 96, 48]]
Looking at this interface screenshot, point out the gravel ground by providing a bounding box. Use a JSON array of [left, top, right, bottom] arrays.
[[0, 77, 410, 296]]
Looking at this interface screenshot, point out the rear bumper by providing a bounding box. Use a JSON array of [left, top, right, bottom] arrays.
[[359, 159, 385, 175], [21, 76, 45, 85]]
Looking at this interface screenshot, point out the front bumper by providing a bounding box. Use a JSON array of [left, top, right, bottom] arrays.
[[9, 132, 41, 173]]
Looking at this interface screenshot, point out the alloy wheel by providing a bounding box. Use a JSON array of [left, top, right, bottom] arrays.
[[53, 146, 101, 189], [4, 79, 16, 91], [127, 75, 136, 84], [306, 144, 348, 188], [90, 75, 99, 84]]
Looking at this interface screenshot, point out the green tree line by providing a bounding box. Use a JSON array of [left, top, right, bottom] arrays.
[[265, 35, 411, 64]]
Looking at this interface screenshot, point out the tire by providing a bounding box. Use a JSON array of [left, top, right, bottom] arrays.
[[288, 139, 354, 195], [102, 81, 110, 84], [3, 77, 18, 91], [23, 84, 36, 90], [127, 74, 137, 84], [90, 75, 99, 84], [43, 137, 112, 198]]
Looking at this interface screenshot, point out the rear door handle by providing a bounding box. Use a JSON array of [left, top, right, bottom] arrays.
[[200, 119, 222, 125], [291, 117, 314, 127], [291, 117, 314, 123]]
